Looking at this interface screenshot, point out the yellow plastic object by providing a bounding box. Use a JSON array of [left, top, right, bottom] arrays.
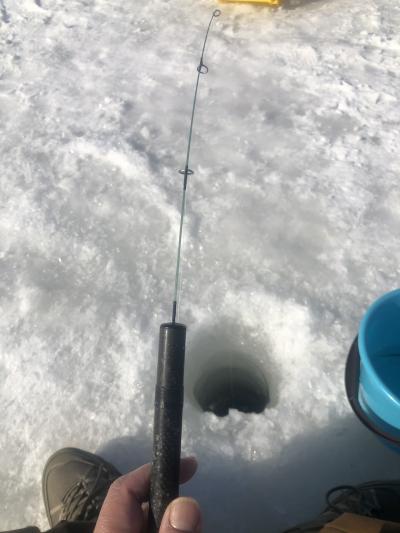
[[219, 0, 281, 4]]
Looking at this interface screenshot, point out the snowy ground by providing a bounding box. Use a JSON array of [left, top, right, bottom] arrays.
[[1, 0, 400, 531]]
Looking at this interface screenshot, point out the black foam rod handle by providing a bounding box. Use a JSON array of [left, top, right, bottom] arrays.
[[148, 322, 187, 532]]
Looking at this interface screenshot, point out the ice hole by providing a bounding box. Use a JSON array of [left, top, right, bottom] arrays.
[[193, 352, 270, 417]]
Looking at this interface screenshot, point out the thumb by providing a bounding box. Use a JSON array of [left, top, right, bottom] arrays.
[[159, 497, 202, 533]]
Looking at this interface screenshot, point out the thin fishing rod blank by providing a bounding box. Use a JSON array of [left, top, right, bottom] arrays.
[[149, 10, 221, 533], [172, 8, 221, 324]]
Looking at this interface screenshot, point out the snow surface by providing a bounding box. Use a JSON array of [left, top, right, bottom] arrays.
[[1, 0, 400, 531]]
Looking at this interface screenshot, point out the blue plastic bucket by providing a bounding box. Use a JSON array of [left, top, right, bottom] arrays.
[[346, 289, 400, 448]]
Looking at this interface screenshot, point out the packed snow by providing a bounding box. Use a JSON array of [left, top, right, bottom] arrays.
[[1, 0, 400, 531]]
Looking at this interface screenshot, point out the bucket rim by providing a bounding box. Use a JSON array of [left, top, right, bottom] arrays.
[[345, 337, 400, 446], [358, 288, 400, 405]]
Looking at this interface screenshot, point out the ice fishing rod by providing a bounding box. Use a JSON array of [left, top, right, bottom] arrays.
[[148, 9, 221, 532]]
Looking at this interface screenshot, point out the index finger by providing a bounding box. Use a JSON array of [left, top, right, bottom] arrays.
[[94, 458, 198, 533], [95, 464, 150, 533], [114, 456, 198, 504]]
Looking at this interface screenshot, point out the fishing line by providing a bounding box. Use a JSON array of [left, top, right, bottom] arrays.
[[172, 8, 221, 323]]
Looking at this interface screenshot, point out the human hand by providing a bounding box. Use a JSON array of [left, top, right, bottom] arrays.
[[94, 457, 201, 533]]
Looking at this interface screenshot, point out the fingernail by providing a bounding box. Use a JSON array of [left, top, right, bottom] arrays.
[[182, 455, 197, 463], [169, 498, 200, 532]]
